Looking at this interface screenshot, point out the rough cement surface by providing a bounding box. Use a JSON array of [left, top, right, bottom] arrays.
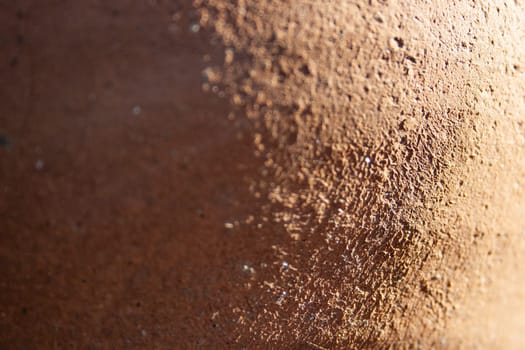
[[197, 0, 525, 348]]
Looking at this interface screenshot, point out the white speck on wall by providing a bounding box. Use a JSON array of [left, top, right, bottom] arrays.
[[132, 105, 141, 116], [242, 264, 255, 274], [35, 159, 45, 170], [190, 23, 200, 33]]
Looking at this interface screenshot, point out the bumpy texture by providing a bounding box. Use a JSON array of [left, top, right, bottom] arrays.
[[196, 0, 525, 348]]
